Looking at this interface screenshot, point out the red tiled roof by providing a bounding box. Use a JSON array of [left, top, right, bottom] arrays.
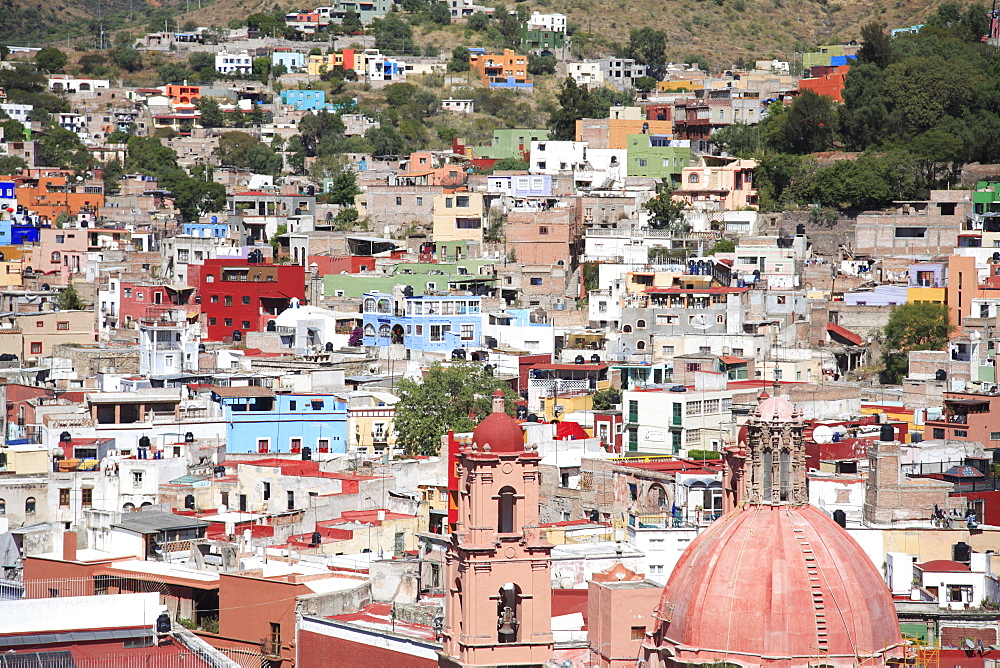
[[718, 355, 747, 365], [827, 322, 863, 345], [917, 559, 970, 572]]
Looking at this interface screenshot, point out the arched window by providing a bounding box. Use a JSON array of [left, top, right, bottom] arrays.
[[779, 449, 791, 502], [762, 448, 773, 502], [50, 251, 61, 263], [498, 486, 517, 533], [206, 274, 215, 283], [122, 502, 135, 512], [636, 340, 646, 350], [689, 173, 700, 183], [25, 497, 36, 514], [0, 498, 5, 515], [377, 299, 391, 314], [497, 583, 521, 643], [364, 324, 376, 337], [647, 484, 668, 508], [363, 298, 376, 313], [622, 324, 633, 333], [636, 319, 646, 329], [378, 324, 391, 338], [717, 314, 725, 324]]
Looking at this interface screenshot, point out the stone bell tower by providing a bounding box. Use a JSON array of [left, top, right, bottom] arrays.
[[440, 390, 554, 667], [743, 392, 807, 506]]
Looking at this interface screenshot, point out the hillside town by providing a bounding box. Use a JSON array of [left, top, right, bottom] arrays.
[[2, 1, 1000, 666]]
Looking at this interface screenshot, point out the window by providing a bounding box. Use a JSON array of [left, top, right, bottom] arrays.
[[224, 319, 233, 327], [456, 196, 470, 207], [461, 324, 475, 340], [290, 438, 302, 453], [25, 497, 35, 514], [395, 196, 402, 206], [57, 321, 69, 330], [662, 345, 675, 354], [81, 488, 92, 507], [51, 252, 61, 263], [430, 325, 445, 342], [445, 198, 453, 208], [60, 488, 70, 506], [263, 482, 271, 501], [539, 226, 548, 235], [242, 296, 251, 305], [0, 499, 4, 515], [631, 626, 646, 640], [416, 196, 423, 206], [689, 173, 699, 183], [955, 430, 968, 437], [498, 486, 517, 533], [318, 438, 330, 453], [30, 342, 42, 355], [933, 428, 945, 439], [638, 158, 647, 167], [991, 432, 1000, 441], [224, 295, 233, 306], [529, 277, 543, 286], [636, 319, 646, 329], [36, 321, 43, 328], [649, 564, 664, 575], [206, 274, 215, 283], [211, 295, 219, 303], [687, 401, 702, 416], [258, 438, 269, 453], [287, 490, 295, 510], [270, 622, 281, 649], [55, 234, 64, 243], [132, 471, 143, 487], [209, 318, 217, 326], [704, 399, 720, 413], [242, 321, 250, 329]]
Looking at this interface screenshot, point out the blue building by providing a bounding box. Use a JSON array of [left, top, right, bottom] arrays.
[[362, 290, 483, 353], [281, 89, 328, 111], [183, 221, 229, 238], [487, 174, 552, 197], [272, 50, 306, 72], [10, 224, 39, 244], [213, 388, 348, 454]]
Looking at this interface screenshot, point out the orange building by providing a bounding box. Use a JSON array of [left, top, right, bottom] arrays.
[[947, 254, 977, 335], [576, 118, 674, 149], [797, 64, 850, 103], [163, 84, 201, 106], [3, 174, 105, 223], [468, 49, 532, 87]]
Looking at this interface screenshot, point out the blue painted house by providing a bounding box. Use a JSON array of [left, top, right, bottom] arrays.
[[362, 291, 483, 353], [272, 50, 306, 72], [281, 89, 328, 111], [213, 387, 348, 454], [184, 221, 229, 238]]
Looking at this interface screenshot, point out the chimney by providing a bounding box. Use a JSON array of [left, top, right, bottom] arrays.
[[492, 389, 505, 414], [62, 530, 78, 562]]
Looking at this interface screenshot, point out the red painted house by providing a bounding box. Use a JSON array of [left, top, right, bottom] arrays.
[[118, 281, 196, 328], [188, 258, 305, 341]]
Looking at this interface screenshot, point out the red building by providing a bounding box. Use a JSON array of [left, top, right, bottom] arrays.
[[118, 282, 196, 328], [188, 258, 305, 341], [798, 64, 851, 102]]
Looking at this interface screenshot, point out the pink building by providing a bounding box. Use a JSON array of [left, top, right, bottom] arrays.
[[441, 390, 554, 667], [38, 227, 86, 284], [587, 563, 662, 668], [676, 155, 758, 211]]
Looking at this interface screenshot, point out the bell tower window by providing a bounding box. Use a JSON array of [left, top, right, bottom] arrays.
[[498, 486, 516, 533]]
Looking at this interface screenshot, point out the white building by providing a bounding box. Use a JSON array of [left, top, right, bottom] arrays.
[[566, 62, 604, 89], [481, 310, 555, 354], [215, 50, 253, 75], [573, 148, 626, 189], [0, 103, 32, 124], [138, 312, 201, 376], [441, 98, 474, 113], [47, 76, 111, 92], [530, 140, 588, 175], [267, 304, 363, 353], [526, 11, 567, 32]]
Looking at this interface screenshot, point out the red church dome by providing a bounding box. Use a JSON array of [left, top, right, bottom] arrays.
[[648, 504, 903, 666], [472, 390, 524, 453]]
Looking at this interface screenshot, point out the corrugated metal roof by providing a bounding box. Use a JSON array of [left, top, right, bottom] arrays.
[[111, 510, 209, 534]]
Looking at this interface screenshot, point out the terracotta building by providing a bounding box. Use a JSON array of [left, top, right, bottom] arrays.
[[440, 390, 554, 666], [643, 393, 905, 666], [468, 49, 532, 88]]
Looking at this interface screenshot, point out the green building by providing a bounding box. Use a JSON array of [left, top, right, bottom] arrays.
[[523, 28, 565, 53], [323, 260, 497, 298], [470, 128, 550, 160], [626, 134, 691, 180]]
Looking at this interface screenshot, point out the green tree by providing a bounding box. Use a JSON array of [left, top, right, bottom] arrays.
[[448, 46, 470, 72], [881, 302, 954, 383], [591, 388, 621, 410], [252, 57, 272, 84], [159, 62, 188, 84], [782, 90, 836, 154], [495, 13, 522, 51], [394, 362, 518, 455], [197, 97, 225, 128], [38, 125, 92, 170], [706, 239, 735, 255], [883, 55, 979, 135], [857, 22, 893, 69], [78, 53, 108, 76], [709, 123, 760, 158], [839, 63, 889, 151], [429, 1, 451, 25], [467, 12, 489, 30], [215, 131, 283, 175], [491, 157, 529, 171], [0, 155, 27, 174], [188, 51, 215, 71], [373, 13, 415, 55], [365, 125, 404, 156], [102, 158, 125, 195], [528, 54, 557, 75], [332, 207, 360, 229], [342, 10, 363, 33], [326, 170, 360, 206], [643, 181, 689, 232], [271, 223, 287, 256], [0, 46, 9, 62], [627, 27, 667, 78], [634, 76, 657, 93], [549, 77, 597, 141], [35, 47, 67, 74], [0, 118, 27, 142], [56, 284, 85, 310], [109, 46, 143, 73], [125, 135, 178, 177]]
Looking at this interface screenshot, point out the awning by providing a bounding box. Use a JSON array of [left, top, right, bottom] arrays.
[[718, 355, 747, 365], [555, 422, 588, 441], [827, 322, 863, 346]]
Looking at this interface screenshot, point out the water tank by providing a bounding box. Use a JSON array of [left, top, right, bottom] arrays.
[[325, 342, 334, 352], [527, 413, 539, 423], [41, 283, 50, 291], [266, 320, 276, 331], [516, 405, 528, 419], [832, 509, 847, 528], [402, 285, 414, 298], [232, 330, 242, 342], [935, 369, 947, 381], [198, 343, 206, 353], [575, 355, 585, 364], [184, 432, 195, 443], [156, 613, 171, 634], [796, 223, 805, 235], [139, 435, 151, 449], [310, 531, 321, 546], [306, 185, 315, 196], [452, 348, 466, 360], [911, 432, 923, 443], [484, 364, 494, 376], [211, 215, 218, 224], [879, 424, 895, 442], [953, 541, 972, 563], [59, 431, 72, 443], [590, 354, 601, 363], [184, 494, 195, 510], [302, 446, 312, 461]]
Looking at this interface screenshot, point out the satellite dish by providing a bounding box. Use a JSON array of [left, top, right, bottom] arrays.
[[690, 314, 712, 330], [812, 425, 834, 444]]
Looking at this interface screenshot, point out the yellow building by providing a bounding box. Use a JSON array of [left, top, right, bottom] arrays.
[[431, 191, 485, 245], [0, 444, 49, 475], [658, 79, 703, 92], [344, 391, 398, 456], [907, 286, 946, 304], [538, 390, 595, 423]]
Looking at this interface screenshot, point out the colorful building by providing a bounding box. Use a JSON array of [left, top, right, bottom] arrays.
[[798, 64, 851, 103], [213, 387, 348, 454], [361, 290, 483, 353], [469, 49, 532, 88], [626, 134, 691, 180]]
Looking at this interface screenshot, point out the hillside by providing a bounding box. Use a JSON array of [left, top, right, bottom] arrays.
[[0, 0, 954, 68]]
